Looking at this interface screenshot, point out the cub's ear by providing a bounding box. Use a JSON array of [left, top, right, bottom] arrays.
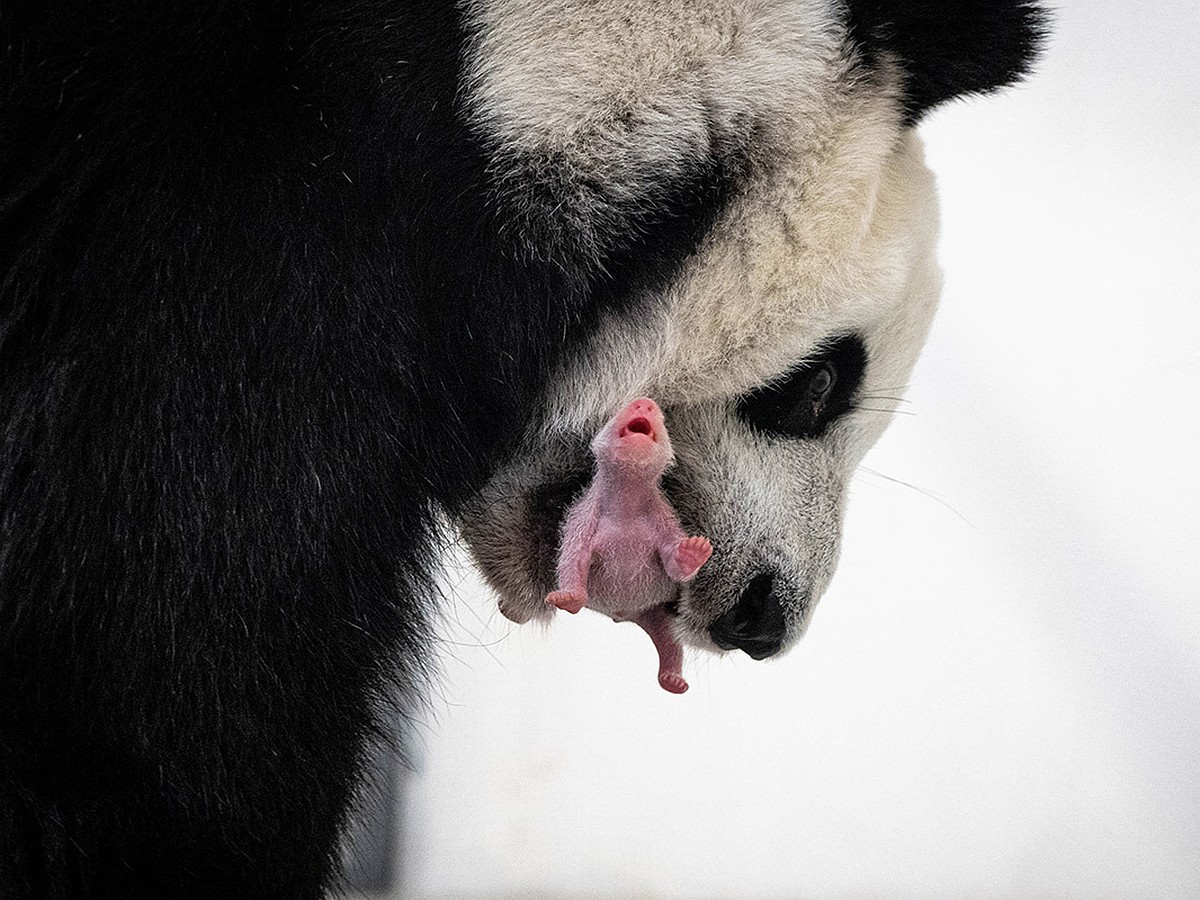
[[845, 0, 1049, 124]]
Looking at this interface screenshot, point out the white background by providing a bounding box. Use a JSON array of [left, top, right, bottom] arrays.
[[393, 3, 1200, 897]]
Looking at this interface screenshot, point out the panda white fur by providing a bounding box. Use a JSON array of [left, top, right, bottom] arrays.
[[0, 1, 1044, 896]]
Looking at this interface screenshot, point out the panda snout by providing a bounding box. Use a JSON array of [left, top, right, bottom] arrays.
[[707, 570, 787, 660]]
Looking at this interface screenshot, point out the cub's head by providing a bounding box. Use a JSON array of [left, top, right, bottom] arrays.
[[457, 1, 1045, 659]]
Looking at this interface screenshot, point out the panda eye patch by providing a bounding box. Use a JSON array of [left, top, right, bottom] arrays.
[[736, 334, 867, 439]]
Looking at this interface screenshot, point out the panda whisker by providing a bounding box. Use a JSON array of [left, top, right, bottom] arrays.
[[858, 394, 911, 404], [856, 466, 972, 523], [851, 405, 917, 417]]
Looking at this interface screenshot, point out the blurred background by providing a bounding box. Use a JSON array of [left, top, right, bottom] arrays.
[[348, 2, 1200, 897]]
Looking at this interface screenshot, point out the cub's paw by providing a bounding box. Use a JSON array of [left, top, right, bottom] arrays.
[[669, 536, 713, 582], [546, 590, 587, 614], [659, 672, 689, 694]]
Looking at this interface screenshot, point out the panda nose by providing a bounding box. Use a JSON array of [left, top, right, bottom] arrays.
[[708, 571, 786, 660]]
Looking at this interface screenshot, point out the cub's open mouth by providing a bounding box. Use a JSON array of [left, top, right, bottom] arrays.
[[621, 416, 655, 439]]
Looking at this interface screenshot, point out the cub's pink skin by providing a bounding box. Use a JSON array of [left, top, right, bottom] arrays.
[[546, 397, 712, 694]]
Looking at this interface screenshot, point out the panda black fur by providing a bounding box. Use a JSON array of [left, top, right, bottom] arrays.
[[0, 2, 1044, 897]]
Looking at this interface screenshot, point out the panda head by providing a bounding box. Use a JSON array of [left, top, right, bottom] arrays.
[[456, 0, 1046, 659]]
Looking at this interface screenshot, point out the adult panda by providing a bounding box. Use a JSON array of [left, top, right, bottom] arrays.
[[0, 2, 1044, 896]]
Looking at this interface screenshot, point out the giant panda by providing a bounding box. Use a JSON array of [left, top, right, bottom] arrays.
[[0, 2, 1044, 897]]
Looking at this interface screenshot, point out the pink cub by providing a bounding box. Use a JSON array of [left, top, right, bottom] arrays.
[[547, 398, 712, 693]]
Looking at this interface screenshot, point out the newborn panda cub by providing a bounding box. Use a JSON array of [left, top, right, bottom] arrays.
[[547, 398, 713, 694]]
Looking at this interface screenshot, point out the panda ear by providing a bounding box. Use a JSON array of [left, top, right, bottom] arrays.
[[845, 0, 1049, 124]]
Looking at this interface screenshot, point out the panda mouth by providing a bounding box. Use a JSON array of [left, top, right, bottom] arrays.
[[527, 467, 592, 585]]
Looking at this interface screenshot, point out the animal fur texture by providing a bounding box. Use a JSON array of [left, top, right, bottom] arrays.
[[0, 2, 1044, 896]]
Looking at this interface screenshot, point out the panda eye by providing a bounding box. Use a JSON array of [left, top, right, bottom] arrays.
[[736, 334, 867, 440], [809, 364, 835, 401]]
